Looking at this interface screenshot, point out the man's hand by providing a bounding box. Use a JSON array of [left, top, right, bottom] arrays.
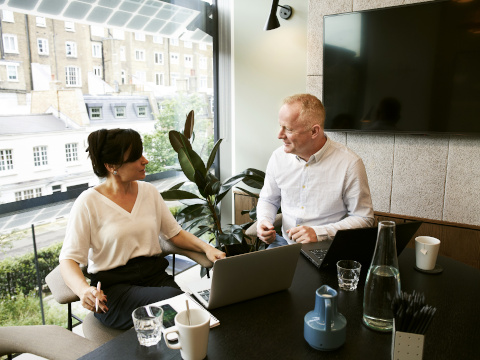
[[257, 220, 277, 244], [205, 246, 226, 262], [287, 225, 318, 244]]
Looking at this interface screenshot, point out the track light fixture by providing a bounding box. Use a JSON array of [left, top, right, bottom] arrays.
[[264, 0, 293, 31]]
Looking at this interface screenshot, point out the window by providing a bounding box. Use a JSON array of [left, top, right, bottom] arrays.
[[52, 185, 61, 193], [155, 73, 164, 86], [2, 10, 14, 23], [93, 67, 102, 77], [3, 34, 18, 53], [199, 57, 207, 69], [65, 21, 75, 32], [184, 41, 192, 48], [200, 76, 208, 90], [92, 43, 102, 58], [36, 17, 46, 27], [6, 65, 18, 81], [65, 66, 81, 86], [113, 29, 124, 40], [154, 52, 164, 65], [135, 32, 145, 41], [66, 41, 77, 57], [0, 149, 13, 172], [89, 107, 102, 119], [135, 50, 145, 61], [170, 53, 179, 64], [91, 25, 104, 37], [120, 46, 126, 61], [65, 143, 78, 162], [184, 55, 193, 68], [121, 70, 126, 85], [115, 106, 126, 118], [199, 43, 207, 50], [37, 38, 49, 55], [136, 106, 147, 117], [170, 38, 179, 46], [153, 36, 163, 44], [33, 146, 48, 167], [15, 188, 42, 201]]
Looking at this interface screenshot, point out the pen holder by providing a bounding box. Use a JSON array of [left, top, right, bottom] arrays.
[[391, 320, 424, 360]]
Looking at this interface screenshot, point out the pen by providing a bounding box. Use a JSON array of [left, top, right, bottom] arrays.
[[95, 281, 101, 312]]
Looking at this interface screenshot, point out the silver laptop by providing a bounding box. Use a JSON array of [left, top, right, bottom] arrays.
[[186, 243, 302, 309]]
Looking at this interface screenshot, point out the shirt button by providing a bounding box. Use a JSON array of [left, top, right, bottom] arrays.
[[302, 185, 305, 189], [301, 206, 304, 209]]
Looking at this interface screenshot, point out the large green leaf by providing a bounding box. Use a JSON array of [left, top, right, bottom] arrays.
[[177, 145, 207, 182], [236, 187, 260, 198], [184, 110, 194, 140], [206, 139, 222, 171], [176, 204, 208, 223], [167, 182, 186, 191], [169, 130, 186, 153], [204, 172, 221, 197], [160, 189, 200, 201], [179, 198, 208, 206], [216, 173, 247, 202], [194, 170, 207, 197]]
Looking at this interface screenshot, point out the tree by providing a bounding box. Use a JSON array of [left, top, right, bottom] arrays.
[[143, 92, 213, 173]]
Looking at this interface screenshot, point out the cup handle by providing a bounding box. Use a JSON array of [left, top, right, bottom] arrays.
[[163, 327, 182, 350]]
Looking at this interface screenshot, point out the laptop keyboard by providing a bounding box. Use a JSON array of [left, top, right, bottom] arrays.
[[198, 289, 211, 302], [310, 248, 328, 260]]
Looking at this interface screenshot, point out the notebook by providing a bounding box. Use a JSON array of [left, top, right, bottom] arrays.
[[301, 221, 423, 269], [186, 243, 302, 309]]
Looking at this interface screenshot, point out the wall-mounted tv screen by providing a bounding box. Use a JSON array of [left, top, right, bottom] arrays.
[[323, 0, 480, 135]]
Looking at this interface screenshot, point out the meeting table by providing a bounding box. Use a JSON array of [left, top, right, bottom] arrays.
[[79, 248, 479, 359]]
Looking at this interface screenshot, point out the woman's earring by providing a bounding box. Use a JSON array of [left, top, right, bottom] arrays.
[[113, 170, 118, 175]]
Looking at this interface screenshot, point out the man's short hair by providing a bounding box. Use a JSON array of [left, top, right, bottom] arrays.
[[283, 94, 325, 129]]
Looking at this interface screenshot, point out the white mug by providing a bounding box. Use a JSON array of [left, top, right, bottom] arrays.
[[415, 236, 441, 270], [164, 308, 210, 360]]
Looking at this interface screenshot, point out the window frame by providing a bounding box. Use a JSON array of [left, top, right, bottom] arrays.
[[92, 43, 102, 58], [33, 146, 48, 167], [154, 52, 164, 65], [37, 38, 49, 55], [135, 49, 145, 61], [114, 106, 126, 119], [65, 66, 81, 87], [3, 34, 18, 53], [36, 16, 46, 27], [89, 106, 103, 120], [6, 65, 19, 81], [0, 149, 14, 172], [65, 143, 79, 163], [65, 41, 77, 57]]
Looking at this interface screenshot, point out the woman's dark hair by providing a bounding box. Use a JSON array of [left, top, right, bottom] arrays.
[[86, 128, 143, 177]]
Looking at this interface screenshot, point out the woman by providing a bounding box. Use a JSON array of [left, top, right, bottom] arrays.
[[59, 128, 225, 329]]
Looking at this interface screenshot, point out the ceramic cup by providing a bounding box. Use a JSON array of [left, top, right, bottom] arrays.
[[164, 308, 210, 360], [415, 236, 441, 270]]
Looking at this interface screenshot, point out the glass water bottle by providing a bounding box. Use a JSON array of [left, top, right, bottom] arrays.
[[362, 221, 401, 332]]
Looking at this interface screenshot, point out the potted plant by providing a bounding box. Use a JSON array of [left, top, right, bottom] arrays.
[[160, 110, 266, 259]]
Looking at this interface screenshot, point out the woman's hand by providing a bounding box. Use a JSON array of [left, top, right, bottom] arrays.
[[79, 284, 108, 313], [205, 246, 226, 263]]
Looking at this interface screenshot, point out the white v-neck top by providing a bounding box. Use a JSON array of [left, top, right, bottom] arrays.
[[59, 181, 182, 274]]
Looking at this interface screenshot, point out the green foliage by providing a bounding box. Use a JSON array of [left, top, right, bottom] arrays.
[[161, 110, 266, 255], [143, 92, 214, 173], [0, 242, 62, 299]]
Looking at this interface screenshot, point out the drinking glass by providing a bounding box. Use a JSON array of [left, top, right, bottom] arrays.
[[132, 305, 163, 347], [336, 260, 361, 291]]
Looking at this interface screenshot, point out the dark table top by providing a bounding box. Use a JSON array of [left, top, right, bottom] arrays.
[[79, 248, 480, 360]]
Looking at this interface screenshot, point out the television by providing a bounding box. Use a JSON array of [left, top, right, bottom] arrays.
[[323, 0, 480, 135]]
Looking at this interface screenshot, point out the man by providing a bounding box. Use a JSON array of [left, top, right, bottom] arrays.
[[256, 94, 374, 247]]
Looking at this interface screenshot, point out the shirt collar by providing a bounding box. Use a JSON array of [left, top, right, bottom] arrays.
[[295, 135, 331, 164]]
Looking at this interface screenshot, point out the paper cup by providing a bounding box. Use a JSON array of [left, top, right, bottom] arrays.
[[415, 236, 440, 270]]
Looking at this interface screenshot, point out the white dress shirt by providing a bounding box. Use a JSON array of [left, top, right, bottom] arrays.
[[257, 136, 374, 242]]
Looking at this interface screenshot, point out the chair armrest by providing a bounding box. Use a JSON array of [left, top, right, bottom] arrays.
[[45, 265, 79, 304], [159, 238, 214, 269]]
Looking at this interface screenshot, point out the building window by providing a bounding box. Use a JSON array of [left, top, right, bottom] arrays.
[[52, 185, 61, 193], [92, 43, 102, 58], [89, 107, 102, 119], [65, 21, 75, 32], [136, 106, 147, 117], [170, 38, 179, 46], [65, 143, 78, 162], [6, 65, 18, 81], [115, 106, 126, 118], [36, 16, 46, 27], [0, 149, 13, 171], [153, 36, 163, 44], [170, 53, 179, 64], [65, 66, 81, 86], [91, 25, 104, 37], [199, 57, 207, 69], [3, 34, 18, 53], [199, 43, 207, 50], [37, 38, 49, 55], [120, 46, 126, 61], [154, 52, 163, 65], [184, 55, 193, 68], [184, 41, 192, 48], [15, 188, 42, 201], [33, 146, 48, 167], [155, 73, 164, 86], [2, 10, 14, 23], [135, 32, 145, 41], [93, 67, 102, 77], [200, 76, 208, 90], [121, 70, 126, 85], [135, 50, 145, 61], [66, 41, 77, 57]]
